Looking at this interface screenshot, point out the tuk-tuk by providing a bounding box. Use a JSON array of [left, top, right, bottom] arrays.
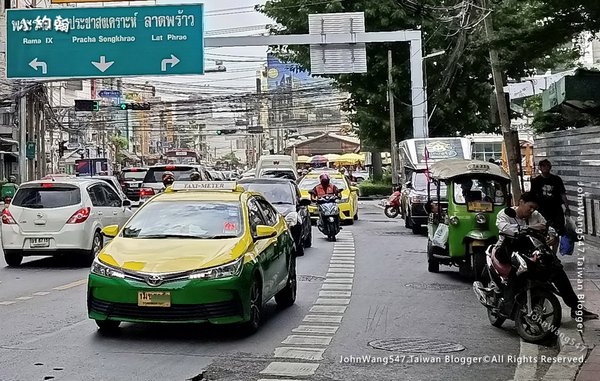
[[426, 159, 511, 279]]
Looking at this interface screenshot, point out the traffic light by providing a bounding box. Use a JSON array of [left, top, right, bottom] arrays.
[[119, 102, 151, 110], [75, 100, 100, 111], [216, 129, 236, 135], [58, 140, 67, 157]]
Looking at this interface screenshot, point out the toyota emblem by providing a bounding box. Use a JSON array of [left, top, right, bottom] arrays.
[[36, 212, 44, 219], [146, 275, 164, 287]]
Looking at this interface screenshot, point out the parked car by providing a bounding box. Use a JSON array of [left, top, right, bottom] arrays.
[[139, 164, 211, 204], [117, 167, 148, 204], [238, 178, 312, 256], [1, 179, 133, 267], [401, 171, 447, 234]]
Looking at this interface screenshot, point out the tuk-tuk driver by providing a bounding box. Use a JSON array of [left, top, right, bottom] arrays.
[[495, 192, 598, 320]]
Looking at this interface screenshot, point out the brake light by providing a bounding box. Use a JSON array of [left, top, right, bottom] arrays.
[[67, 207, 91, 224], [139, 188, 155, 197], [165, 165, 176, 170], [41, 183, 54, 188], [2, 209, 16, 224], [130, 168, 138, 172]]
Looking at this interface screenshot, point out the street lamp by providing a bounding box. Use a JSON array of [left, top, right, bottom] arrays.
[[423, 50, 446, 127]]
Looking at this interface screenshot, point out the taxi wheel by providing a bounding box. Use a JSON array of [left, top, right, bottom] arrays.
[[241, 278, 263, 335], [4, 250, 23, 267], [275, 258, 297, 308], [95, 320, 120, 332], [354, 211, 359, 221]]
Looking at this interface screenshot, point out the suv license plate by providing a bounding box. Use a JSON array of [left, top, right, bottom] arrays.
[[30, 238, 50, 248], [138, 291, 171, 307]]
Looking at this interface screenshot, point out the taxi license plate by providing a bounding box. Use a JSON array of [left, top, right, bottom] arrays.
[[30, 238, 50, 248], [467, 201, 493, 212], [138, 291, 171, 307]]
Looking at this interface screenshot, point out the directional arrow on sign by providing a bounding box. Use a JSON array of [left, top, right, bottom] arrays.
[[161, 54, 180, 72], [29, 58, 47, 74], [91, 56, 114, 72]]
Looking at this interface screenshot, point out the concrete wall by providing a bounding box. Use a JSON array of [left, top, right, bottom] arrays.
[[535, 126, 600, 246]]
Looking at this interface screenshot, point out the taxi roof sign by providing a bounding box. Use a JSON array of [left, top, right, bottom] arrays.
[[171, 181, 238, 191]]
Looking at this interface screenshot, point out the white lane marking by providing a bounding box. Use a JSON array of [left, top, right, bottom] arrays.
[[315, 297, 351, 305], [33, 292, 51, 296], [274, 347, 326, 361], [282, 335, 333, 346], [328, 264, 355, 268], [331, 254, 355, 257], [327, 267, 354, 273], [303, 315, 344, 323], [330, 259, 355, 263], [319, 291, 352, 298], [258, 379, 302, 381], [292, 325, 339, 334], [321, 284, 353, 290], [324, 278, 353, 284], [53, 279, 87, 291], [15, 296, 33, 301], [513, 341, 539, 380], [0, 301, 16, 305], [326, 273, 354, 278], [259, 362, 319, 377], [310, 305, 347, 314]]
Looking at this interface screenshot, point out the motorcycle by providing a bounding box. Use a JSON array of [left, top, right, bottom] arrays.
[[315, 194, 341, 242], [384, 190, 401, 218], [473, 211, 562, 343]]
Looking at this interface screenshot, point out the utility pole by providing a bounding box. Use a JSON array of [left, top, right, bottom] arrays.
[[388, 50, 398, 187], [18, 88, 27, 183], [481, 0, 522, 202]]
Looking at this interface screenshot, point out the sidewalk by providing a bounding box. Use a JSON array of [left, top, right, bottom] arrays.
[[560, 243, 600, 381]]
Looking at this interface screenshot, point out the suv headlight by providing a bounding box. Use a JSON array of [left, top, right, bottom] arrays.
[[189, 256, 244, 280], [91, 258, 125, 279], [285, 211, 299, 227]]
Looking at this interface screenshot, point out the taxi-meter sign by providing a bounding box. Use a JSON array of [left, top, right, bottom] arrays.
[[171, 181, 237, 191]]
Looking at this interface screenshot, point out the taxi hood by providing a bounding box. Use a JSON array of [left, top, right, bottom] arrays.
[[99, 237, 249, 273]]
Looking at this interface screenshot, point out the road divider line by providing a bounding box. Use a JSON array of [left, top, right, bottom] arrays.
[[319, 291, 352, 298], [303, 314, 344, 324], [315, 297, 350, 305], [274, 347, 326, 361], [15, 296, 33, 301], [53, 279, 87, 291], [259, 362, 319, 378], [282, 335, 333, 346], [310, 305, 347, 314], [321, 284, 353, 290], [0, 301, 16, 305], [292, 325, 339, 334], [33, 291, 51, 296]]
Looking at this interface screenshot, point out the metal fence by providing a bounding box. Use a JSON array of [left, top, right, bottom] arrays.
[[535, 126, 600, 247]]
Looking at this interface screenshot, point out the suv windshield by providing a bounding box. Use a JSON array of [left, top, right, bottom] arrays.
[[242, 183, 294, 204], [144, 167, 199, 183], [260, 169, 296, 180], [122, 201, 243, 239], [12, 186, 81, 208], [122, 171, 146, 181], [413, 173, 447, 192]]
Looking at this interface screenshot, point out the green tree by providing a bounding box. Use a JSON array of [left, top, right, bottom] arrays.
[[111, 135, 129, 166], [219, 152, 241, 166]]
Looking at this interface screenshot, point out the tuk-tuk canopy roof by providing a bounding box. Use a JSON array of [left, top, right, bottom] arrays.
[[429, 159, 510, 181]]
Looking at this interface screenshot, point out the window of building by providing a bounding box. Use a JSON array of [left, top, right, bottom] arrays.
[[472, 142, 503, 161], [65, 80, 83, 91]]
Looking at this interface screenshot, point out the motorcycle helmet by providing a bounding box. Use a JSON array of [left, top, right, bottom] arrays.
[[189, 171, 201, 181], [319, 173, 330, 187], [162, 171, 175, 186]]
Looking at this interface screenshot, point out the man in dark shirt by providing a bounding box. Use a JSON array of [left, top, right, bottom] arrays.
[[530, 159, 571, 237]]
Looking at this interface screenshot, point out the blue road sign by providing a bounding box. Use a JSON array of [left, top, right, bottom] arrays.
[[98, 90, 122, 98], [6, 4, 204, 79]]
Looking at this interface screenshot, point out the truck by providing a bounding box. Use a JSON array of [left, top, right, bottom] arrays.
[[398, 138, 472, 233], [75, 158, 110, 177]]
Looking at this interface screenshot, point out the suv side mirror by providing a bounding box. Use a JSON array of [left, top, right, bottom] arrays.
[[122, 199, 132, 207]]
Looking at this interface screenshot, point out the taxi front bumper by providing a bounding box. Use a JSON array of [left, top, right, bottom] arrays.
[[87, 266, 254, 324]]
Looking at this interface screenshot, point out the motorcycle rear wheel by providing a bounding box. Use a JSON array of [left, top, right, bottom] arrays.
[[514, 289, 562, 344], [485, 280, 505, 327], [384, 206, 399, 218]]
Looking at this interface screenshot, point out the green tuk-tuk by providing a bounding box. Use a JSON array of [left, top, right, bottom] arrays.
[[426, 159, 511, 279]]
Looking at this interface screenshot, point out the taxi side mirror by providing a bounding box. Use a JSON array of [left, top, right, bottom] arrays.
[[101, 225, 119, 238], [255, 225, 277, 240], [350, 186, 359, 192]]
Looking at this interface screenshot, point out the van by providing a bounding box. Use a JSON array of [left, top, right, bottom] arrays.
[[256, 155, 297, 180]]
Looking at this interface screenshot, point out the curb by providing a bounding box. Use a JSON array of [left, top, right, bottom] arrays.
[[541, 302, 588, 380]]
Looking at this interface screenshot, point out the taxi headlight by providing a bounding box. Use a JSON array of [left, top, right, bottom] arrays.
[[285, 211, 299, 227], [91, 258, 125, 279], [476, 213, 487, 224], [189, 256, 244, 280]]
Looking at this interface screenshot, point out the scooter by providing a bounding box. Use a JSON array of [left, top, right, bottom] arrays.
[[316, 194, 341, 242], [384, 190, 401, 218]]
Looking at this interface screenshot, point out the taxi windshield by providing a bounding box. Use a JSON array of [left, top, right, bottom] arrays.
[[299, 177, 346, 191], [122, 201, 243, 239]]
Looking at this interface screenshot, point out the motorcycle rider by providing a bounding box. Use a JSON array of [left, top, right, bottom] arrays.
[[495, 192, 598, 319], [310, 173, 341, 201], [189, 171, 201, 181], [161, 171, 175, 190]]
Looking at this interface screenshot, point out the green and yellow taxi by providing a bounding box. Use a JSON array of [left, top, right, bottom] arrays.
[[87, 181, 296, 334], [298, 173, 359, 224]]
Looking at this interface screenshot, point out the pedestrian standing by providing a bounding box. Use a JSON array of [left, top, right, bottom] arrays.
[[530, 159, 571, 246]]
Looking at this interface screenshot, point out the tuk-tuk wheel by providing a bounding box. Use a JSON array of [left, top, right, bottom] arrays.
[[427, 241, 439, 273]]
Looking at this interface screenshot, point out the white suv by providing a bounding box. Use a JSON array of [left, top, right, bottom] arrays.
[[1, 179, 133, 267]]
